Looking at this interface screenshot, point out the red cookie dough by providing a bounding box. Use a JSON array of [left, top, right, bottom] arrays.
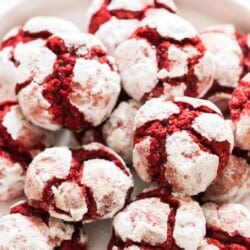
[[24, 143, 133, 222], [108, 187, 206, 250], [200, 25, 243, 113], [230, 73, 250, 151], [16, 32, 121, 131], [0, 16, 80, 101], [133, 97, 234, 196], [102, 99, 141, 164], [87, 0, 177, 54], [115, 9, 214, 102], [0, 101, 51, 201], [0, 201, 87, 250], [202, 203, 250, 248], [199, 238, 248, 250], [202, 153, 250, 203]]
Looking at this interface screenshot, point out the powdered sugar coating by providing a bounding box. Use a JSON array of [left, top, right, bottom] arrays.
[[113, 198, 170, 245], [102, 100, 140, 163], [115, 38, 158, 101], [203, 155, 250, 203], [70, 58, 120, 126], [133, 97, 233, 195], [87, 0, 177, 54], [25, 143, 133, 222], [202, 203, 250, 238], [82, 158, 133, 220], [230, 73, 250, 151], [17, 32, 121, 131], [2, 104, 51, 156], [0, 16, 80, 102], [0, 151, 24, 201], [165, 131, 219, 195], [141, 9, 196, 40], [0, 201, 87, 250], [173, 198, 206, 250], [134, 98, 180, 129], [25, 147, 72, 202], [115, 9, 214, 102], [23, 16, 80, 34]]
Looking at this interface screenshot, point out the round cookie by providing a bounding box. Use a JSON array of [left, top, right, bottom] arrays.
[[200, 25, 243, 113], [102, 99, 141, 164], [108, 187, 206, 250], [133, 97, 234, 196], [24, 143, 133, 222], [115, 9, 214, 102], [87, 0, 177, 54], [230, 73, 250, 151], [0, 201, 87, 250], [202, 202, 250, 248], [0, 101, 51, 201], [16, 32, 121, 131], [0, 16, 80, 101]]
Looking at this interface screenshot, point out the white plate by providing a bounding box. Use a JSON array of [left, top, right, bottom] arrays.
[[0, 0, 249, 249]]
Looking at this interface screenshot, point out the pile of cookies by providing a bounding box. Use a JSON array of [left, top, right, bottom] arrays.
[[0, 0, 249, 249]]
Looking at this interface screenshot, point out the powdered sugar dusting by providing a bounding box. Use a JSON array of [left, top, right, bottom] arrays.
[[0, 154, 24, 202], [70, 58, 120, 126], [141, 9, 197, 40], [202, 203, 250, 238], [115, 38, 158, 101], [95, 17, 139, 55], [102, 100, 140, 163], [24, 147, 72, 201], [23, 16, 80, 34], [192, 113, 234, 147], [18, 82, 61, 131], [165, 131, 219, 195], [82, 159, 133, 219], [108, 0, 154, 11], [113, 198, 170, 245], [52, 182, 88, 221], [134, 98, 180, 129], [0, 214, 53, 250], [133, 136, 152, 182], [173, 199, 206, 250]]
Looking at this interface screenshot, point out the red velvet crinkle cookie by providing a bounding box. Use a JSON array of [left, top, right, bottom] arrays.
[[0, 16, 80, 101], [0, 101, 51, 202], [230, 73, 250, 151], [16, 32, 121, 131], [102, 99, 141, 164], [202, 203, 250, 249], [87, 0, 177, 54], [202, 153, 250, 203], [200, 25, 243, 112], [0, 201, 87, 250], [133, 97, 234, 196], [108, 188, 206, 250], [24, 143, 133, 222], [115, 9, 214, 102]]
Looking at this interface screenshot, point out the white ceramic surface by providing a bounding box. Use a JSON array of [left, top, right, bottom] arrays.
[[0, 0, 249, 249]]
